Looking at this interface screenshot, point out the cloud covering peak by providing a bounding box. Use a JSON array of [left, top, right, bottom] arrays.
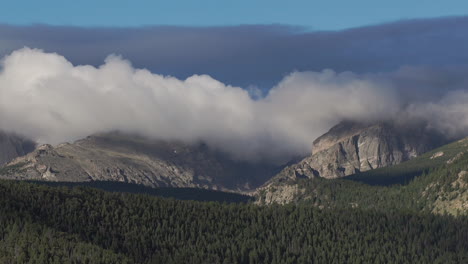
[[1, 48, 468, 163]]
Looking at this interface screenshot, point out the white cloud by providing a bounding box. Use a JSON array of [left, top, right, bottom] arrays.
[[0, 48, 467, 163]]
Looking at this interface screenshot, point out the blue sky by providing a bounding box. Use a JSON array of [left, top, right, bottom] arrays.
[[1, 0, 468, 30]]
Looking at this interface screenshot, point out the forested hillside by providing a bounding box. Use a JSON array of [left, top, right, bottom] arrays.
[[1, 129, 467, 263], [0, 180, 466, 263]]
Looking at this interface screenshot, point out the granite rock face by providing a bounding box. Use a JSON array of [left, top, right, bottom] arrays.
[[0, 132, 277, 192], [256, 120, 448, 205], [0, 131, 36, 165], [270, 121, 446, 181]]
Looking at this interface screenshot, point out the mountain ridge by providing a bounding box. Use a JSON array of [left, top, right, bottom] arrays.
[[0, 132, 278, 192]]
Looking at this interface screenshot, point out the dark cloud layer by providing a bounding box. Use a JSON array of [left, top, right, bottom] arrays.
[[1, 16, 468, 89]]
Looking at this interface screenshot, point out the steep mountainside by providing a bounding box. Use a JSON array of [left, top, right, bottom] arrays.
[[0, 131, 36, 165], [257, 137, 468, 215], [0, 132, 277, 191], [270, 121, 446, 183]]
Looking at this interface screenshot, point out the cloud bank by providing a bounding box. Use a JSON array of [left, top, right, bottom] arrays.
[[1, 48, 468, 163]]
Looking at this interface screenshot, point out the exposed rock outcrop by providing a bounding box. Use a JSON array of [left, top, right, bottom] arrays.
[[313, 121, 445, 178], [272, 121, 446, 181]]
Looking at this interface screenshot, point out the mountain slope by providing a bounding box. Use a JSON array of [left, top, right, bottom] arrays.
[[0, 132, 277, 191], [0, 131, 36, 165], [257, 138, 468, 215], [275, 121, 446, 181]]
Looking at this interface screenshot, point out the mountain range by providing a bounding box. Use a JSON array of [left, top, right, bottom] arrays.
[[1, 120, 466, 215]]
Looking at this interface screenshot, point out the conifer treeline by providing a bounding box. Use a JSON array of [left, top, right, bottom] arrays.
[[1, 180, 466, 263]]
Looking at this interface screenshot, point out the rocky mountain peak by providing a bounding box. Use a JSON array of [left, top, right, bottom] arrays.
[[266, 120, 447, 184], [312, 121, 379, 155]]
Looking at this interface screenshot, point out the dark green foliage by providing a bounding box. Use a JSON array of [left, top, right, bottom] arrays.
[[28, 180, 253, 203], [0, 180, 466, 263], [0, 221, 129, 264]]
